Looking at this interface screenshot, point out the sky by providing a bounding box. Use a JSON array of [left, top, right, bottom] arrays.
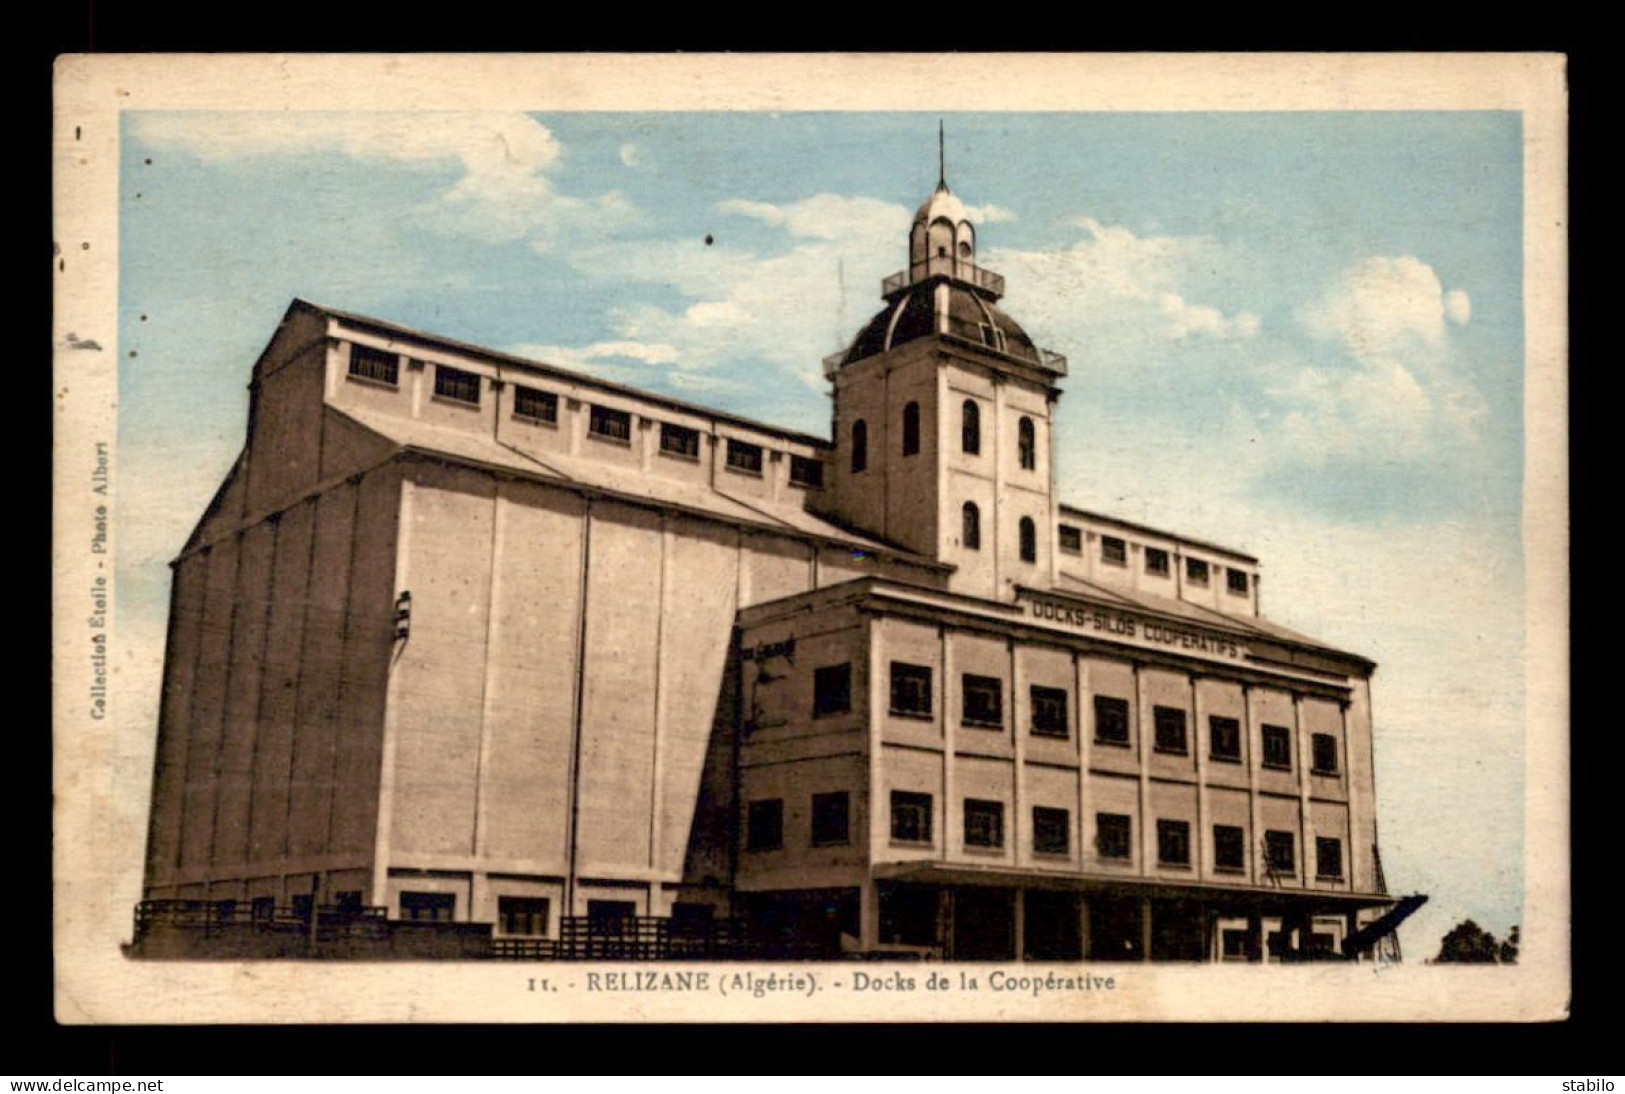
[[114, 110, 1528, 957]]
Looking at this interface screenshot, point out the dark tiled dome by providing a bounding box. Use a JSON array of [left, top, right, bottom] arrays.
[[840, 282, 1041, 367]]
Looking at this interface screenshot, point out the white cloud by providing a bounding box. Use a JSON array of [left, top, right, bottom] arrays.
[[131, 112, 634, 248], [1445, 288, 1472, 325], [510, 340, 682, 369], [964, 202, 1017, 224], [619, 142, 643, 168], [718, 193, 908, 242], [1299, 254, 1468, 357]]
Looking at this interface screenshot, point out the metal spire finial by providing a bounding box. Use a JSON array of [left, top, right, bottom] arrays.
[[938, 120, 946, 191]]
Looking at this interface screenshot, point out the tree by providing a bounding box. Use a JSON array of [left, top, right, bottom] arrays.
[[1434, 918, 1513, 963]]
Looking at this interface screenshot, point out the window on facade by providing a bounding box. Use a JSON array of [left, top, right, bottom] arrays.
[[902, 401, 921, 456], [1153, 706, 1189, 754], [811, 791, 850, 847], [290, 893, 314, 920], [251, 896, 275, 921], [851, 419, 868, 472], [1312, 733, 1341, 775], [1018, 416, 1036, 470], [961, 399, 980, 454], [1094, 695, 1131, 746], [961, 674, 1003, 728], [399, 891, 455, 923], [514, 385, 558, 424], [433, 365, 481, 405], [1101, 536, 1127, 566], [1265, 830, 1296, 875], [498, 896, 550, 937], [889, 662, 933, 718], [587, 900, 636, 930], [1213, 824, 1246, 871], [1096, 813, 1132, 860], [789, 454, 823, 488], [1209, 715, 1242, 762], [1033, 806, 1070, 856], [1019, 517, 1037, 563], [962, 502, 981, 550], [1221, 929, 1250, 960], [1227, 567, 1251, 595], [746, 799, 784, 851], [348, 343, 399, 386], [589, 405, 632, 443], [1030, 685, 1069, 739], [813, 663, 852, 718], [964, 799, 1005, 849], [891, 790, 933, 844], [334, 890, 363, 913], [1186, 557, 1210, 586], [660, 422, 700, 459], [1058, 524, 1082, 554], [1316, 836, 1344, 879], [1157, 819, 1192, 866], [1261, 724, 1293, 770], [1145, 547, 1170, 576], [726, 439, 763, 474]]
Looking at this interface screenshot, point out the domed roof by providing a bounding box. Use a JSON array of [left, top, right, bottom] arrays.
[[915, 182, 969, 227], [840, 281, 1041, 367]]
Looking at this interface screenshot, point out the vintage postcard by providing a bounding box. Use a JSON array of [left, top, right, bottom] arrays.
[[52, 53, 1568, 1023]]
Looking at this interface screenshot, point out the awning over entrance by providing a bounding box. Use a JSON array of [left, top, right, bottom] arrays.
[[871, 861, 1393, 916]]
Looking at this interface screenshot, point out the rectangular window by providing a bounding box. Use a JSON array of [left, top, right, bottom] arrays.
[[961, 673, 1003, 728], [789, 454, 824, 488], [1030, 685, 1070, 739], [1101, 536, 1127, 566], [1145, 547, 1170, 576], [746, 799, 784, 851], [1157, 819, 1192, 866], [1261, 724, 1293, 770], [726, 439, 763, 474], [1213, 824, 1246, 871], [1096, 813, 1132, 860], [963, 799, 1005, 849], [1227, 567, 1251, 595], [1312, 732, 1341, 775], [1221, 929, 1250, 960], [1209, 715, 1243, 762], [1058, 524, 1082, 554], [251, 896, 275, 921], [498, 896, 550, 937], [333, 890, 363, 913], [813, 663, 852, 718], [889, 662, 933, 718], [1187, 557, 1210, 586], [348, 343, 399, 386], [587, 900, 636, 930], [1265, 830, 1296, 875], [1094, 695, 1130, 746], [513, 385, 558, 423], [1316, 837, 1344, 879], [1153, 706, 1188, 754], [588, 405, 632, 443], [433, 365, 481, 405], [399, 891, 455, 923], [891, 791, 933, 845], [1033, 806, 1070, 856], [660, 422, 700, 459], [811, 791, 850, 847]]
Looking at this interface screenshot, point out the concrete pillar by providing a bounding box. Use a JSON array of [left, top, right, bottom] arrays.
[[859, 879, 881, 951], [1079, 896, 1092, 961], [1013, 889, 1026, 961], [1246, 913, 1264, 963], [1139, 896, 1153, 962], [1345, 908, 1361, 961]]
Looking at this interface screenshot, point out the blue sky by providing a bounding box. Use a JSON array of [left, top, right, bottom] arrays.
[[116, 110, 1527, 956]]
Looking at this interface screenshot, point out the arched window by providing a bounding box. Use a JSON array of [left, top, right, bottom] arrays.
[[851, 419, 868, 473], [1019, 516, 1037, 563], [961, 399, 980, 455], [1018, 416, 1036, 471], [902, 401, 921, 457], [962, 502, 981, 550]]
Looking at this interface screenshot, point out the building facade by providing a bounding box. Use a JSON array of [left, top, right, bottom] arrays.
[[142, 177, 1392, 961]]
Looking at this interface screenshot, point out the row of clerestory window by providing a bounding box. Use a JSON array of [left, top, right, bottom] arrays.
[[348, 343, 823, 487], [848, 402, 1037, 472]]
